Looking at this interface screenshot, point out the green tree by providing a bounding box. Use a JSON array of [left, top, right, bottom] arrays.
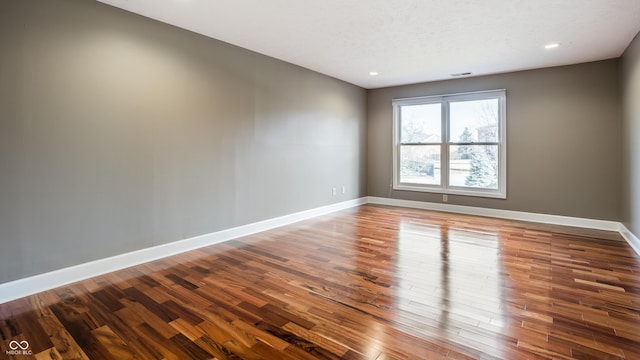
[[465, 146, 498, 188], [458, 127, 473, 160], [465, 152, 485, 187]]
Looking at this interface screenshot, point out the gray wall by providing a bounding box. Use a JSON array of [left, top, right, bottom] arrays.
[[368, 60, 620, 221], [621, 33, 640, 237], [0, 0, 367, 284]]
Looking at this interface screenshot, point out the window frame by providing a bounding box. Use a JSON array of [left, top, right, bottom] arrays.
[[392, 89, 507, 199]]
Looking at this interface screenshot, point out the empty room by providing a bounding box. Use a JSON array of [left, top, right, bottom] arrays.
[[2, 0, 640, 359]]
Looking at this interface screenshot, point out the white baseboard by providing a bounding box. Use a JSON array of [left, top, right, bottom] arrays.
[[619, 224, 640, 256], [1, 196, 637, 305], [367, 197, 621, 232], [0, 198, 367, 304]]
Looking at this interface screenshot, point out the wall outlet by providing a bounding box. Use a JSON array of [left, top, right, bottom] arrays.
[[342, 186, 346, 194], [443, 194, 448, 202], [332, 187, 337, 196]]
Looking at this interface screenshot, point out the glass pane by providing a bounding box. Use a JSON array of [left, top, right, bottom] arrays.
[[400, 103, 441, 143], [400, 145, 441, 185], [449, 145, 498, 189], [449, 98, 499, 143]]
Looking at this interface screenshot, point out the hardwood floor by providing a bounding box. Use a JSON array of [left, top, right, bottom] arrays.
[[1, 204, 639, 359]]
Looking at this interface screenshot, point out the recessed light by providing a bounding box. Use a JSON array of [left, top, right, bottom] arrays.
[[369, 71, 379, 76], [451, 72, 472, 77], [544, 43, 560, 49]]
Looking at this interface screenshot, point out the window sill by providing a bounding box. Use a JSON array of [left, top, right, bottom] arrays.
[[393, 184, 506, 199]]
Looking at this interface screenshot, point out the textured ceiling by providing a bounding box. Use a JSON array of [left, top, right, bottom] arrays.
[[97, 0, 640, 89]]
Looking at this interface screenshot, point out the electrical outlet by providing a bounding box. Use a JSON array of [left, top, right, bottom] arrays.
[[342, 186, 346, 194], [443, 194, 448, 202], [332, 187, 337, 196]]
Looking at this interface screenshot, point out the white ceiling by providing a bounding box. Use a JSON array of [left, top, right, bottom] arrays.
[[97, 0, 640, 89]]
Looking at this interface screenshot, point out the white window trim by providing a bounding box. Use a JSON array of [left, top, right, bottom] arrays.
[[392, 89, 507, 199]]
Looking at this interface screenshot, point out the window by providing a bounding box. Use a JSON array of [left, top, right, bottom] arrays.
[[392, 90, 506, 198]]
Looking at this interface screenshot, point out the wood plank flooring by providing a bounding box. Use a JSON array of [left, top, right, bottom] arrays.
[[1, 204, 639, 359]]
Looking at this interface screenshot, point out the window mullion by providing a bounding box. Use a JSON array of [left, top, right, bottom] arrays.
[[441, 100, 449, 191], [448, 142, 499, 146]]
